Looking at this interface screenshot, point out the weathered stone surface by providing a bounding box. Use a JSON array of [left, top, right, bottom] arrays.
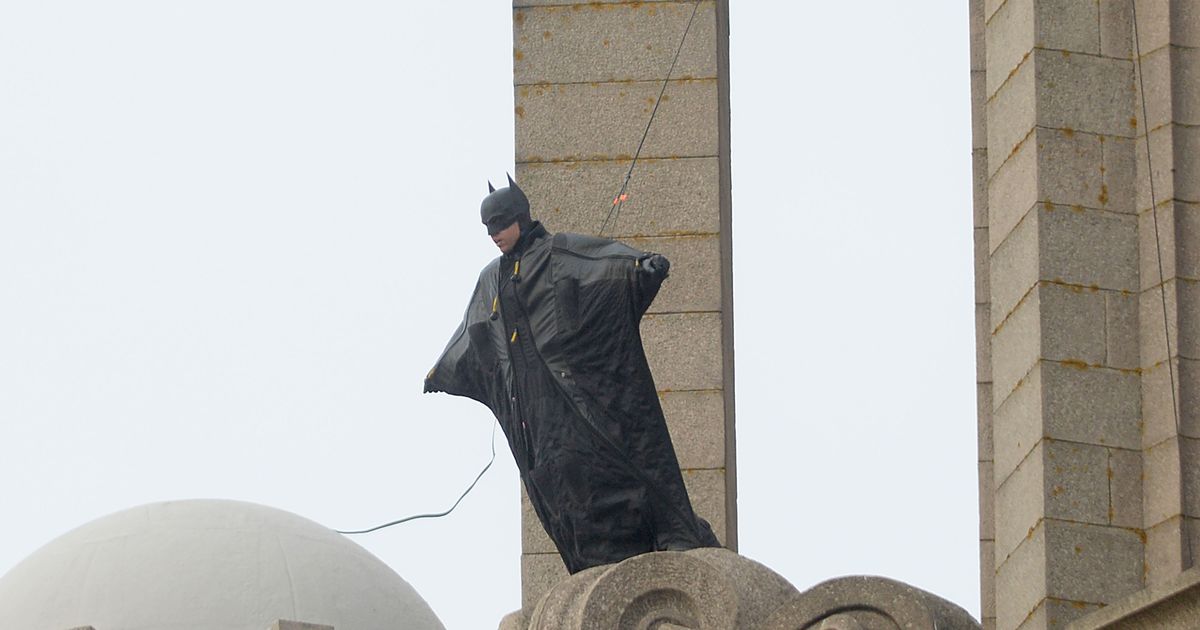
[[1041, 360, 1141, 448], [500, 608, 528, 630], [981, 539, 997, 620], [1015, 598, 1103, 630], [987, 56, 1037, 179], [987, 135, 1036, 251], [978, 303, 995, 384], [1039, 205, 1139, 293], [1138, 202, 1179, 285], [1103, 134, 1138, 214], [1139, 279, 1178, 366], [988, 186, 1036, 314], [976, 227, 991, 304], [995, 520, 1048, 630], [1109, 447, 1143, 528], [996, 440, 1045, 561], [1175, 45, 1200, 126], [1066, 562, 1200, 629], [1134, 125, 1176, 211], [522, 487, 556, 554], [973, 71, 988, 148], [986, 0, 1035, 98], [1037, 129, 1106, 212], [660, 389, 725, 470], [641, 312, 723, 391], [981, 460, 996, 540], [516, 79, 718, 163], [682, 467, 727, 545], [993, 360, 1042, 482], [516, 157, 720, 239], [1035, 0, 1101, 55], [514, 2, 717, 85], [991, 286, 1039, 401], [762, 575, 981, 630], [523, 552, 570, 613], [1136, 45, 1173, 131], [1100, 0, 1133, 58], [1035, 49, 1135, 138], [1106, 290, 1140, 369], [979, 382, 995, 457], [975, 148, 990, 227], [515, 0, 677, 6], [628, 234, 721, 313], [1141, 359, 1183, 447], [1175, 123, 1200, 203], [1038, 282, 1107, 365]]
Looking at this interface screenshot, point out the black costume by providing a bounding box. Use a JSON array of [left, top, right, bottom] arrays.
[[424, 180, 719, 573]]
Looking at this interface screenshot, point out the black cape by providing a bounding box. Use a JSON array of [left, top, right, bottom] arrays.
[[424, 223, 719, 572]]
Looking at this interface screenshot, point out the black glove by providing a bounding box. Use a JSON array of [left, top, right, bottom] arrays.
[[641, 254, 670, 278]]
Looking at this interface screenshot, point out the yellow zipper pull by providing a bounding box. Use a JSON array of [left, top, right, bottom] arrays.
[[511, 329, 518, 343]]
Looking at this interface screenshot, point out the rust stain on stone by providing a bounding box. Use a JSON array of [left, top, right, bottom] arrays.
[[1052, 485, 1065, 496], [1074, 545, 1083, 554], [1061, 359, 1091, 370], [543, 30, 553, 40], [1130, 117, 1139, 129], [514, 48, 525, 61], [1099, 184, 1110, 205], [603, 38, 611, 47], [515, 105, 525, 119], [645, 43, 653, 50], [1072, 204, 1085, 213], [514, 11, 526, 24], [1062, 50, 1072, 58], [1044, 201, 1057, 212], [1063, 127, 1075, 138], [1072, 600, 1088, 609]]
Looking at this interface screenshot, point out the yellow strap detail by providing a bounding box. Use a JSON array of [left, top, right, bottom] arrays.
[[514, 260, 520, 275], [491, 296, 498, 312], [511, 330, 518, 343]]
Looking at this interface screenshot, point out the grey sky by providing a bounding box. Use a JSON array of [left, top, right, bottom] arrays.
[[0, 2, 976, 628]]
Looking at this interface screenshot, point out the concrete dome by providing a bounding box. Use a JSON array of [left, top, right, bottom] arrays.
[[0, 499, 445, 630]]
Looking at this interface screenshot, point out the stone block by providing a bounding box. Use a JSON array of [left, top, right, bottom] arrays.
[[659, 389, 725, 470], [1177, 46, 1200, 127], [981, 460, 996, 540], [1134, 125, 1175, 211], [988, 205, 1036, 321], [987, 132, 1036, 251], [1041, 359, 1141, 449], [975, 148, 990, 227], [1044, 519, 1144, 607], [1037, 128, 1105, 212], [996, 441, 1045, 561], [981, 539, 996, 619], [515, 79, 718, 163], [985, 0, 1007, 23], [1174, 0, 1200, 47], [986, 54, 1036, 178], [1141, 359, 1181, 446], [516, 157, 720, 238], [1179, 278, 1200, 358], [1035, 49, 1135, 138], [1176, 123, 1200, 203], [1143, 515, 1199, 587], [995, 522, 1048, 629], [522, 551, 570, 613], [1038, 281, 1108, 366], [514, 2, 717, 85], [993, 359, 1042, 482], [1138, 201, 1178, 286], [1136, 44, 1173, 132], [1108, 447, 1143, 528], [1102, 134, 1138, 214], [1139, 279, 1177, 367], [1035, 0, 1101, 55], [971, 0, 987, 72], [976, 227, 991, 304], [1143, 435, 1182, 526], [1100, 0, 1133, 58], [682, 467, 726, 545], [986, 0, 1035, 98], [973, 71, 988, 149], [522, 486, 557, 554], [641, 312, 723, 391], [1132, 0, 1170, 52], [1179, 201, 1200, 280], [979, 382, 995, 458], [1044, 440, 1112, 526], [1106, 290, 1140, 369], [1039, 204, 1139, 292], [991, 287, 1038, 400], [978, 302, 996, 385], [515, 0, 676, 6], [627, 234, 720, 313]]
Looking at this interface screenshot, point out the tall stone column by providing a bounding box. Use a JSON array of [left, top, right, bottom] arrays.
[[973, 0, 1150, 628], [511, 0, 735, 614], [1134, 0, 1200, 591]]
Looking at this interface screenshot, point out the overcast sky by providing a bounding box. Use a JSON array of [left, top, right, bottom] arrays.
[[0, 2, 975, 628]]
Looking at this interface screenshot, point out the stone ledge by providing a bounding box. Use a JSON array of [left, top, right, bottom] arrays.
[[1066, 566, 1200, 629]]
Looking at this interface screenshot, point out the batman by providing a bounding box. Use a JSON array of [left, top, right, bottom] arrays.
[[424, 176, 720, 573]]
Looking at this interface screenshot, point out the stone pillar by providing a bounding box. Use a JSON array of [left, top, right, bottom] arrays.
[[973, 0, 1148, 628], [1135, 0, 1200, 591], [512, 0, 735, 614]]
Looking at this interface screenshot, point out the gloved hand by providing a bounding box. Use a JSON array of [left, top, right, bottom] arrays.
[[640, 253, 670, 278]]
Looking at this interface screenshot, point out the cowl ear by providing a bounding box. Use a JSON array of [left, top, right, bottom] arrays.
[[488, 181, 496, 193]]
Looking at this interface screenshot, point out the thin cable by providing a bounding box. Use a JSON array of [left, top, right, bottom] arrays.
[[1132, 0, 1190, 568], [599, 0, 702, 237], [336, 421, 497, 535]]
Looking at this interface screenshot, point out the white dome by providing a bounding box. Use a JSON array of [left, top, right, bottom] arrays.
[[0, 499, 445, 630]]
